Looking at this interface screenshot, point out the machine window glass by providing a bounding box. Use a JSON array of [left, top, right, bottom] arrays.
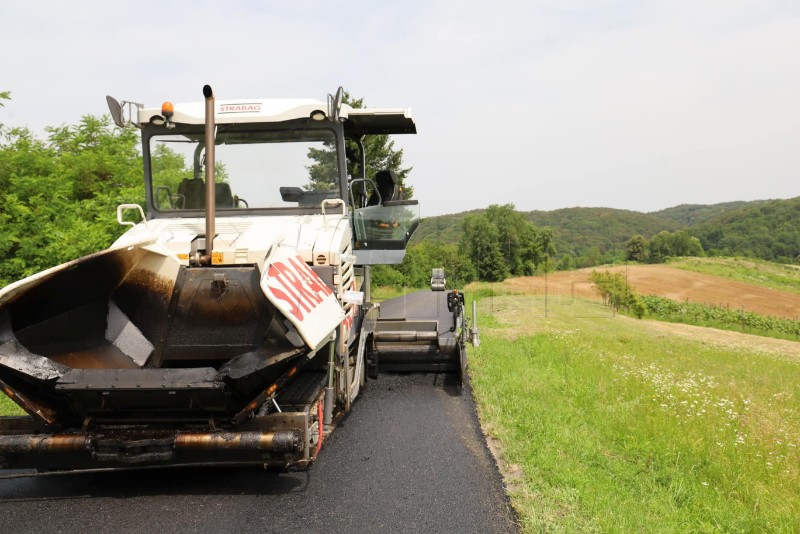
[[148, 129, 340, 211], [353, 201, 420, 250]]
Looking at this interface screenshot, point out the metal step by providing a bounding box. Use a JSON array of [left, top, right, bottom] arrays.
[[276, 371, 327, 411]]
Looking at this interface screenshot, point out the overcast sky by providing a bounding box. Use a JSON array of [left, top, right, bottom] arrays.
[[1, 0, 798, 217]]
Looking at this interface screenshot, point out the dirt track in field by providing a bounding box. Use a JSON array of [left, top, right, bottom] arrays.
[[504, 265, 800, 319]]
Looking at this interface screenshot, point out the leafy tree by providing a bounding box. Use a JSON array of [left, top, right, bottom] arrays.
[[370, 264, 407, 287], [577, 246, 604, 268], [648, 231, 673, 263], [306, 91, 413, 198], [590, 270, 645, 318], [306, 142, 340, 191], [460, 204, 555, 281], [403, 241, 476, 287], [669, 230, 704, 257], [46, 116, 141, 201], [0, 105, 144, 287], [0, 90, 10, 138], [646, 230, 705, 263], [371, 242, 476, 289], [150, 143, 194, 194], [625, 234, 649, 263], [427, 243, 477, 287], [534, 227, 557, 273], [556, 253, 576, 271], [462, 213, 508, 282], [486, 204, 532, 274]]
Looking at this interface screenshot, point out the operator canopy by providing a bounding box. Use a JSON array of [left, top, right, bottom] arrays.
[[137, 98, 416, 135]]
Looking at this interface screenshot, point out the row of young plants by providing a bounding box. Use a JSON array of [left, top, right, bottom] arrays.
[[591, 270, 800, 340], [589, 270, 646, 318], [641, 295, 800, 339]]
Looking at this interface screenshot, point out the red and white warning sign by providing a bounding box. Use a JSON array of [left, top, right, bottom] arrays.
[[260, 246, 344, 350]]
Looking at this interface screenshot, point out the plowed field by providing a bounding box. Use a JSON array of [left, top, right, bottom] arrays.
[[503, 264, 800, 319]]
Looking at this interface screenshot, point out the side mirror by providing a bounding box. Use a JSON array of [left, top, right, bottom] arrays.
[[105, 96, 143, 128], [106, 96, 125, 127]]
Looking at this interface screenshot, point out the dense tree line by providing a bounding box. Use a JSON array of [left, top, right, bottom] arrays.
[[461, 204, 555, 281], [692, 197, 800, 263], [372, 241, 477, 288], [375, 203, 555, 286], [623, 198, 800, 265], [624, 230, 704, 263], [0, 93, 143, 286], [414, 197, 800, 270]]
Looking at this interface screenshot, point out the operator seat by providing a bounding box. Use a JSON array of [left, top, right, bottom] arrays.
[[215, 182, 234, 208], [176, 179, 236, 208], [367, 170, 401, 206], [177, 178, 205, 209]]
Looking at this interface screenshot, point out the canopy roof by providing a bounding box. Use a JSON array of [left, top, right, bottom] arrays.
[[138, 98, 416, 135]]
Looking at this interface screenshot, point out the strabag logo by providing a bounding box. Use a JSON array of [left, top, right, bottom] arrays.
[[260, 247, 344, 350], [219, 103, 262, 114], [267, 255, 334, 321]]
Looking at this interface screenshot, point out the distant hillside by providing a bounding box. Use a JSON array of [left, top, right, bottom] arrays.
[[413, 207, 680, 258], [412, 197, 799, 266], [693, 197, 800, 263], [524, 208, 680, 257], [412, 210, 478, 245], [651, 200, 772, 226]]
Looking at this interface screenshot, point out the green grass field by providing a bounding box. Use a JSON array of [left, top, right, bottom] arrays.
[[469, 294, 800, 532]]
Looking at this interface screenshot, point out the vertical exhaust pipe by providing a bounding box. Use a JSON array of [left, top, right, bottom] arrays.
[[203, 84, 216, 264]]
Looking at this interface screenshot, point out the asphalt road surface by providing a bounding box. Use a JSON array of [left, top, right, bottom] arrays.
[[0, 373, 518, 533]]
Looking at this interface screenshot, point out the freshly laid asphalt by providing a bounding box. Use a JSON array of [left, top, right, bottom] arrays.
[[0, 373, 518, 533]]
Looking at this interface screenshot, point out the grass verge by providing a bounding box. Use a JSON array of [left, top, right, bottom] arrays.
[[0, 391, 25, 416], [470, 294, 800, 532]]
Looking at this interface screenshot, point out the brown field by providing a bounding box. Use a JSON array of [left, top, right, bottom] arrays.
[[476, 264, 800, 359], [502, 264, 800, 319]]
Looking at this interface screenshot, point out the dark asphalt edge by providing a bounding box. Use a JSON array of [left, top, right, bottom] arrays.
[[460, 372, 523, 533]]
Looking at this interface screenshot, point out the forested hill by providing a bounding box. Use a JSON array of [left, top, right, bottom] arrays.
[[651, 200, 772, 226], [414, 207, 681, 250], [524, 208, 680, 258], [413, 197, 800, 265], [692, 197, 800, 263]]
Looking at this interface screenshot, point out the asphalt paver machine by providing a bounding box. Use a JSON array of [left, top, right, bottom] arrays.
[[0, 86, 477, 473]]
